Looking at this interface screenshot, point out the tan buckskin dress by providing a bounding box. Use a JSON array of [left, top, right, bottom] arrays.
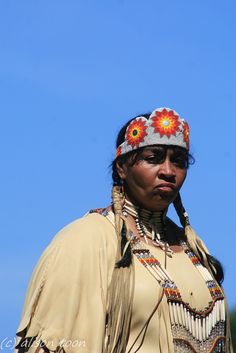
[[15, 211, 233, 353]]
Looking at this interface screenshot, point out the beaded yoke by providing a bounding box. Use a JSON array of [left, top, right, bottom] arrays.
[[91, 204, 227, 353]]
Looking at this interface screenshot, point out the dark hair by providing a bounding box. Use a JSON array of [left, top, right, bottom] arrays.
[[112, 112, 224, 285], [206, 254, 224, 285]]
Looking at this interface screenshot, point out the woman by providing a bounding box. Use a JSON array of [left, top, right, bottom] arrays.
[[15, 107, 233, 353]]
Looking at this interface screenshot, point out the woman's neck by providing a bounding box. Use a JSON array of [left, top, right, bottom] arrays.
[[123, 198, 167, 239], [122, 198, 176, 256]]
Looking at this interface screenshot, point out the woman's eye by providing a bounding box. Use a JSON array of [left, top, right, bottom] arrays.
[[144, 154, 165, 164], [171, 155, 188, 168], [145, 156, 156, 163]]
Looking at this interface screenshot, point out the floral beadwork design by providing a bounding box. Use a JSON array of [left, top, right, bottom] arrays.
[[151, 108, 180, 138], [116, 146, 122, 158], [115, 107, 190, 158], [183, 121, 190, 149], [126, 118, 148, 148]]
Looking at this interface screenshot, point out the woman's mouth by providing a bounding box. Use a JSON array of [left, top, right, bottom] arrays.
[[155, 183, 176, 192]]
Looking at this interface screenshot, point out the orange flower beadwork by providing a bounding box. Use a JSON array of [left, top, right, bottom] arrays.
[[151, 109, 180, 138], [116, 146, 122, 158], [126, 118, 148, 148], [115, 107, 190, 158], [183, 121, 190, 149]]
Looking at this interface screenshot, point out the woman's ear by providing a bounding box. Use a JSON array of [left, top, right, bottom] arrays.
[[116, 161, 127, 181]]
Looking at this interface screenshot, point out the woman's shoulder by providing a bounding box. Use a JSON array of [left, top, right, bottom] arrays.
[[15, 207, 117, 347], [49, 205, 116, 250], [26, 206, 117, 286], [26, 206, 117, 282]]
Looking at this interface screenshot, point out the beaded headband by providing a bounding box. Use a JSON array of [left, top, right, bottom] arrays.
[[116, 107, 190, 158]]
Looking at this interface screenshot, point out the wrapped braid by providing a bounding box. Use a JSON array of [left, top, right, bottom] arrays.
[[112, 185, 124, 240], [103, 186, 134, 353], [184, 225, 214, 275], [111, 185, 132, 268], [173, 193, 217, 279]]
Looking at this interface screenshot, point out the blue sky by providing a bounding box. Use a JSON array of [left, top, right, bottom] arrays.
[[0, 0, 236, 349]]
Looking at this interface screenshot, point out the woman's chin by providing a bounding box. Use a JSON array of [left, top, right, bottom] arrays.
[[139, 198, 171, 212]]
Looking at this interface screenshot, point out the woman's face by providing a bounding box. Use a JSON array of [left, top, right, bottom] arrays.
[[117, 146, 188, 211]]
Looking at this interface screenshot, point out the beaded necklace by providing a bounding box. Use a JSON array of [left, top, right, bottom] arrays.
[[123, 198, 226, 353], [123, 199, 173, 257], [89, 204, 226, 353], [130, 234, 226, 353]]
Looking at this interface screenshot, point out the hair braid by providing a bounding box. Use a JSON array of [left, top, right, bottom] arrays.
[[173, 192, 190, 228], [173, 193, 224, 285], [116, 222, 132, 268], [111, 185, 123, 232], [106, 186, 134, 353], [111, 161, 132, 268], [112, 160, 121, 186]]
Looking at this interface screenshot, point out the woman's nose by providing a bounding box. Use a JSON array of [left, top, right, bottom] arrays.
[[158, 158, 176, 179]]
